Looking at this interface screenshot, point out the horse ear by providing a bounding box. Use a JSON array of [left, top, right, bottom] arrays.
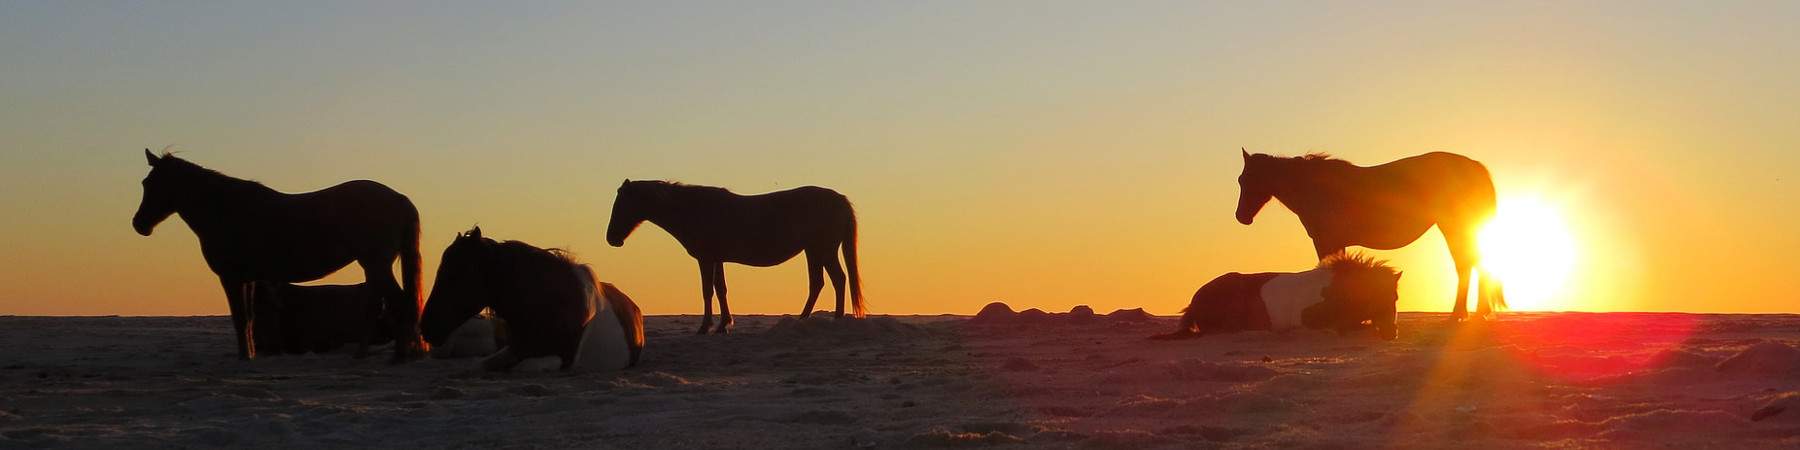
[[145, 148, 160, 166], [469, 226, 482, 239], [1242, 147, 1249, 159], [1392, 271, 1404, 282]]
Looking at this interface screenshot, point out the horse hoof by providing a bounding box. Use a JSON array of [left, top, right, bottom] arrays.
[[713, 324, 733, 334]]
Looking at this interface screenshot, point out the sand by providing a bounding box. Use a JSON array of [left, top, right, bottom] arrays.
[[1, 310, 1798, 448]]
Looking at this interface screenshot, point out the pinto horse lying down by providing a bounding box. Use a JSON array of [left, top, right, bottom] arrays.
[[421, 227, 645, 371], [251, 283, 390, 355], [1152, 253, 1402, 341]]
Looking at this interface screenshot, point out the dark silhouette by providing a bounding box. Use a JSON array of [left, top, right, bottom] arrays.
[[1234, 149, 1504, 320], [420, 227, 644, 371], [251, 283, 391, 355], [131, 150, 425, 361], [605, 180, 865, 334], [1151, 252, 1402, 340]]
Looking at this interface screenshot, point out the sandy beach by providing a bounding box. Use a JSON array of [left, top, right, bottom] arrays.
[[2, 311, 1797, 449]]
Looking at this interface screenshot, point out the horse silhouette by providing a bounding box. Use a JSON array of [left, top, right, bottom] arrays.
[[1152, 252, 1402, 340], [132, 150, 426, 361], [1235, 149, 1504, 320], [420, 227, 644, 371], [605, 180, 865, 334]]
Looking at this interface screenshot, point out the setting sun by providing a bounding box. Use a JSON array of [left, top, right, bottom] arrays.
[[1478, 196, 1580, 311]]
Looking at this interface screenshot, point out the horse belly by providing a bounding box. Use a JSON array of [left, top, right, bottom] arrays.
[[573, 312, 632, 371]]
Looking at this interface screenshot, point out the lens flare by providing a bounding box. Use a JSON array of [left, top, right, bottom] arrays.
[[1478, 196, 1578, 311]]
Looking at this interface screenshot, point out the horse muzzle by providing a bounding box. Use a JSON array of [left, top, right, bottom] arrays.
[[132, 219, 154, 236]]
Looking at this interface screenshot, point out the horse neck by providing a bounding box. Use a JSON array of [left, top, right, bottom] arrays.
[[1271, 162, 1359, 216], [642, 187, 727, 241], [174, 172, 279, 233]]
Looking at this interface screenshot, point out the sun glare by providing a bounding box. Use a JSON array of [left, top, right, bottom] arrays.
[[1478, 196, 1579, 311]]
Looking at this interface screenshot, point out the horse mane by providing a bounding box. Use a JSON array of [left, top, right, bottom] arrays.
[[485, 239, 584, 269], [1284, 152, 1356, 170], [157, 153, 274, 193], [1319, 251, 1398, 278], [634, 180, 733, 196]]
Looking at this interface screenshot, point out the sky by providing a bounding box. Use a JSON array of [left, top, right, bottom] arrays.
[[2, 1, 1797, 316]]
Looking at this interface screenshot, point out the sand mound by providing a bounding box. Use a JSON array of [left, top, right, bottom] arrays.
[[1106, 308, 1155, 322], [1068, 305, 1097, 321], [1715, 341, 1800, 376], [968, 302, 1160, 326], [764, 315, 923, 339], [971, 302, 1016, 324]]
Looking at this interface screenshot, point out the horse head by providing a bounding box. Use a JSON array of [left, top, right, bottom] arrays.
[[606, 180, 661, 247], [1313, 252, 1402, 339], [420, 227, 495, 346], [133, 149, 182, 236], [1235, 149, 1276, 225]]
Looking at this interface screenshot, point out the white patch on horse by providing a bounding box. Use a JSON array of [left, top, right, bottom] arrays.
[[571, 265, 631, 371], [430, 317, 498, 359], [1262, 267, 1332, 331]]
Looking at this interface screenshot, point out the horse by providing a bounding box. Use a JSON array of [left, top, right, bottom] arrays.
[[131, 150, 426, 361], [420, 227, 645, 371], [1234, 149, 1504, 321], [1150, 252, 1402, 340], [251, 283, 391, 355], [604, 180, 865, 334]]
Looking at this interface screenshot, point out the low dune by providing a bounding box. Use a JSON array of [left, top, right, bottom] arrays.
[[1, 309, 1797, 448]]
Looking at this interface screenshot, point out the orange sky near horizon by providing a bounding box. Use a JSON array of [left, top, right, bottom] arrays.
[[2, 2, 1797, 316]]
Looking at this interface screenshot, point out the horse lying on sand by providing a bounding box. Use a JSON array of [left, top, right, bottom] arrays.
[[251, 283, 390, 355], [1151, 253, 1402, 340], [605, 180, 865, 334], [420, 227, 645, 371]]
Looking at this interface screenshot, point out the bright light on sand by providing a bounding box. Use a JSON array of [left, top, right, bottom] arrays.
[[1479, 196, 1579, 311]]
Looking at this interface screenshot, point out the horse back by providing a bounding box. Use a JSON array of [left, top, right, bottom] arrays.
[[1183, 272, 1283, 333], [1370, 152, 1496, 205], [702, 186, 855, 264]]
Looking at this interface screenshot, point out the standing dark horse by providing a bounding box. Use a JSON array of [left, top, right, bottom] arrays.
[[1234, 149, 1505, 320], [420, 227, 644, 371], [605, 180, 865, 334], [132, 150, 426, 361]]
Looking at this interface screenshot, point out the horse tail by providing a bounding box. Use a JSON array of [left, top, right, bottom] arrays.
[[601, 283, 646, 368], [1470, 159, 1507, 310], [400, 210, 425, 337], [843, 202, 867, 318]]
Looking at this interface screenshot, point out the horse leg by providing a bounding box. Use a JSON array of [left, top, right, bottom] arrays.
[[1445, 229, 1478, 322], [352, 287, 380, 359], [713, 262, 733, 334], [800, 249, 827, 318], [1477, 266, 1502, 318], [360, 256, 418, 362], [697, 259, 715, 335], [823, 255, 848, 318], [220, 279, 253, 359]]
